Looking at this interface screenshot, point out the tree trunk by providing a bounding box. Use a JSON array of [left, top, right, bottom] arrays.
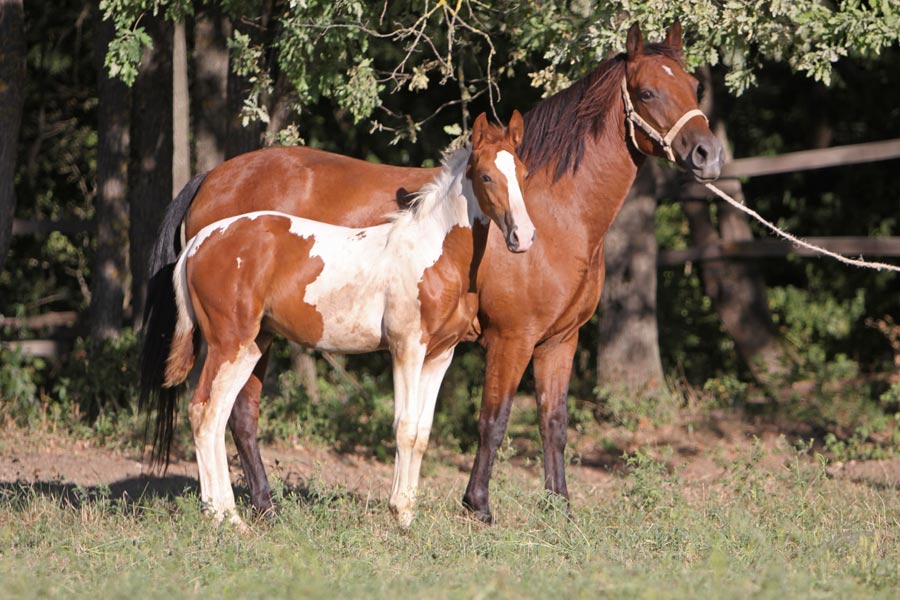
[[290, 345, 320, 404], [679, 66, 793, 386], [0, 0, 25, 272], [192, 10, 229, 172], [129, 14, 173, 326], [265, 71, 294, 143], [224, 17, 262, 159], [89, 6, 130, 339], [172, 21, 191, 195], [596, 160, 666, 397]]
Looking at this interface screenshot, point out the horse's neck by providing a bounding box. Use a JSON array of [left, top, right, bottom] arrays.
[[562, 106, 642, 244], [393, 155, 484, 242], [391, 164, 486, 289]]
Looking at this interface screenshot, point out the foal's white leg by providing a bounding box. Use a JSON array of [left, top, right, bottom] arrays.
[[190, 343, 262, 530], [388, 342, 427, 528], [405, 347, 455, 507]]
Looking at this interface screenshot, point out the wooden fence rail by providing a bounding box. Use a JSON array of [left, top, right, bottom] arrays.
[[659, 237, 900, 267], [721, 138, 900, 178]]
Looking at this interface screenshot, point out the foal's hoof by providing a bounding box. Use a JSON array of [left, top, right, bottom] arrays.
[[202, 502, 251, 534], [396, 511, 414, 530], [389, 501, 415, 529], [228, 513, 252, 534]]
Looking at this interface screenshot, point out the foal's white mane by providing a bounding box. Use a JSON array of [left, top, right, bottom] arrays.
[[388, 146, 484, 233]]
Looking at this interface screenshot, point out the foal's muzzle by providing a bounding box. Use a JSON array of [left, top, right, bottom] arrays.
[[502, 214, 535, 253]]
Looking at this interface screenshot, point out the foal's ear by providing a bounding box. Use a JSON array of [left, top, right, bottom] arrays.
[[507, 110, 524, 147], [472, 112, 489, 147], [626, 22, 643, 60], [665, 19, 683, 51]]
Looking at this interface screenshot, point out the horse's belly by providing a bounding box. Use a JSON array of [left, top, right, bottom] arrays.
[[314, 290, 385, 352]]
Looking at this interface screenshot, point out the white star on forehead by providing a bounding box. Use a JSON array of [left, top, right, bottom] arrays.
[[662, 65, 674, 77]]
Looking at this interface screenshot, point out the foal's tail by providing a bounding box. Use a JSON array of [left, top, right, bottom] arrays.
[[139, 172, 207, 469]]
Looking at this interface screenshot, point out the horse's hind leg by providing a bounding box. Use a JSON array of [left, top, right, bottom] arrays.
[[228, 340, 274, 514], [190, 342, 262, 529]]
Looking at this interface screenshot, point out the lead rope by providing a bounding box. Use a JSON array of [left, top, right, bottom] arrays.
[[621, 77, 900, 273]]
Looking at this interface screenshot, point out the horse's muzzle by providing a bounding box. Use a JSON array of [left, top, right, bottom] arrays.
[[503, 220, 535, 253], [686, 137, 725, 183]]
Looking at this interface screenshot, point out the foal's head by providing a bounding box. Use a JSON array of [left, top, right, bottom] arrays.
[[468, 111, 536, 253], [623, 21, 724, 181]]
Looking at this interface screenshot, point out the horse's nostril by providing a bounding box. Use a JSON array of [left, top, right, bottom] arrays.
[[692, 143, 710, 166]]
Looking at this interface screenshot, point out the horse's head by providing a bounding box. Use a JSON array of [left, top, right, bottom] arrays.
[[468, 111, 536, 253], [623, 21, 724, 182]]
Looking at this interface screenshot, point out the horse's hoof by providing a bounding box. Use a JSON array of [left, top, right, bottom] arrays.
[[461, 496, 494, 525], [228, 512, 251, 534], [254, 503, 277, 521], [393, 508, 415, 529]]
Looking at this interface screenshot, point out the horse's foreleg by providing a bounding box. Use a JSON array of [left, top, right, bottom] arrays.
[[404, 347, 455, 508], [388, 343, 426, 528], [229, 340, 274, 514], [532, 333, 578, 505], [190, 342, 262, 530], [462, 336, 534, 523]]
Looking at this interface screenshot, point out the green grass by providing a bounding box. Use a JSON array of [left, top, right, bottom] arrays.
[[1, 444, 898, 599]]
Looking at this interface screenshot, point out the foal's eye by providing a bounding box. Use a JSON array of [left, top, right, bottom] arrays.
[[481, 174, 492, 183], [639, 89, 654, 101]]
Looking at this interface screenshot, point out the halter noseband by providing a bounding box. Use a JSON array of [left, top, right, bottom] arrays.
[[621, 77, 708, 164]]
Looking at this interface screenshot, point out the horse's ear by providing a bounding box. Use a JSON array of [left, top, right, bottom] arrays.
[[626, 22, 643, 60], [472, 112, 488, 147], [665, 19, 683, 51], [507, 110, 524, 147]]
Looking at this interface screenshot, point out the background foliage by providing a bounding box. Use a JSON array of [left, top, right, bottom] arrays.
[[2, 1, 900, 458]]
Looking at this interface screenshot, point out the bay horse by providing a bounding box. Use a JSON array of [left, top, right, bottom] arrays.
[[162, 113, 533, 527], [140, 21, 724, 523]]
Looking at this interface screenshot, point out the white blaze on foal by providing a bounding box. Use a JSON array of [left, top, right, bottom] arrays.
[[494, 150, 535, 252]]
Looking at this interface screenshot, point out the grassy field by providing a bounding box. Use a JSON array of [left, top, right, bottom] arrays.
[[1, 436, 899, 599]]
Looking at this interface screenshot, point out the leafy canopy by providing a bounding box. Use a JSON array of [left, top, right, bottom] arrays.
[[101, 1, 900, 138]]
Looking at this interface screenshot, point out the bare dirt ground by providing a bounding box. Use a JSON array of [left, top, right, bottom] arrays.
[[2, 406, 898, 509]]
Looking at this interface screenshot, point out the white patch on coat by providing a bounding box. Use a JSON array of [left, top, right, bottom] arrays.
[[494, 150, 535, 251], [662, 65, 674, 77], [299, 149, 480, 352], [236, 257, 243, 269]]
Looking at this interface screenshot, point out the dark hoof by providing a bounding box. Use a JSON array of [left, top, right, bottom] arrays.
[[462, 496, 494, 524], [251, 495, 275, 518]]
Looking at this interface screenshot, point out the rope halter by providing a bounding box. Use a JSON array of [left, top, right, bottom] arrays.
[[621, 77, 708, 164]]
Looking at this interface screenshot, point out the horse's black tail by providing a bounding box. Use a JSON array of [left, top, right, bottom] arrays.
[[139, 171, 208, 470]]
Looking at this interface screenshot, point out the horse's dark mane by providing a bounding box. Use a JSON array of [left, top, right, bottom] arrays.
[[519, 43, 683, 181]]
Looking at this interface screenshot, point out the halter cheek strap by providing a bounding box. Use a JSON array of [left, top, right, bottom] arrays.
[[620, 77, 708, 164]]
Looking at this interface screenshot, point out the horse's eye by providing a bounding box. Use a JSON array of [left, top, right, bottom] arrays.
[[639, 89, 654, 101], [481, 174, 492, 183]]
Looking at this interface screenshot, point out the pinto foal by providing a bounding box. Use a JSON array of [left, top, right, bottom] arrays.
[[163, 112, 534, 528]]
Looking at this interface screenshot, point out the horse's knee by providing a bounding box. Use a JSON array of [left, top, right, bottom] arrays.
[[395, 420, 417, 449], [413, 426, 432, 457]]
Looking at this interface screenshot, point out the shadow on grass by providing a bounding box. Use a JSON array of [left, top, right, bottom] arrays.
[[0, 474, 366, 514]]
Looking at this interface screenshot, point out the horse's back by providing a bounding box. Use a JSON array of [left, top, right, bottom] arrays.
[[185, 146, 439, 238]]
